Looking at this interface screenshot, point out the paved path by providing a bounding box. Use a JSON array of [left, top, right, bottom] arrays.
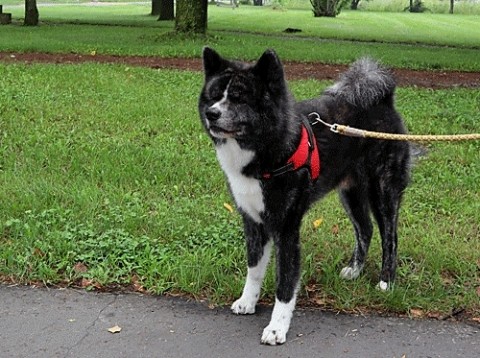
[[0, 285, 478, 357]]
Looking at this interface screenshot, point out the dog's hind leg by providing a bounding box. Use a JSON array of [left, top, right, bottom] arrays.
[[339, 185, 374, 280], [231, 220, 272, 315], [369, 184, 403, 291], [368, 147, 410, 290]]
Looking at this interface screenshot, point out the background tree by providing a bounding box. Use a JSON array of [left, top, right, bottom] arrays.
[[405, 0, 427, 12], [24, 0, 39, 26], [350, 0, 361, 10], [152, 0, 161, 15], [449, 0, 454, 14], [310, 0, 349, 17], [158, 0, 174, 20], [175, 0, 208, 34]]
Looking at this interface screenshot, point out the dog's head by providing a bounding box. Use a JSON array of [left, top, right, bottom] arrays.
[[198, 47, 291, 143]]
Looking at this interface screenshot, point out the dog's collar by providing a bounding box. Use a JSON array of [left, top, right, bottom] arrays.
[[261, 118, 320, 181]]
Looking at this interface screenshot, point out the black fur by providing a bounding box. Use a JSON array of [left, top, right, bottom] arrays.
[[198, 47, 410, 344]]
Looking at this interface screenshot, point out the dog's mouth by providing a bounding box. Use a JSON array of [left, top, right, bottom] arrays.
[[209, 125, 243, 139]]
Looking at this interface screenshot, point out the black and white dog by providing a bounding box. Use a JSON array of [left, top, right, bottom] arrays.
[[198, 47, 410, 345]]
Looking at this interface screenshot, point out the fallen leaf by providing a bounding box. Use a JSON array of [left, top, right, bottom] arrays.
[[426, 311, 442, 320], [34, 247, 45, 257], [313, 217, 323, 229], [471, 317, 480, 323], [410, 308, 424, 318], [90, 50, 97, 56], [80, 278, 92, 288], [223, 203, 234, 213], [331, 224, 339, 236], [131, 274, 145, 293], [108, 325, 122, 334], [73, 262, 88, 273], [313, 297, 327, 306], [80, 278, 102, 290]]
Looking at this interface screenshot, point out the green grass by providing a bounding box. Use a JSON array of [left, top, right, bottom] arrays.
[[1, 63, 479, 317], [1, 5, 480, 71], [0, 1, 479, 317], [363, 0, 480, 15]]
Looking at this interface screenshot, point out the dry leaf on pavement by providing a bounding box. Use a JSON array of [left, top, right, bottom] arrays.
[[108, 325, 122, 334]]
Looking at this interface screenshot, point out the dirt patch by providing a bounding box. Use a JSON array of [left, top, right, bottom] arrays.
[[2, 51, 480, 89]]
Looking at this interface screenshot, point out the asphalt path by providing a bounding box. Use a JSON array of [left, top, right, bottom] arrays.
[[0, 285, 478, 358]]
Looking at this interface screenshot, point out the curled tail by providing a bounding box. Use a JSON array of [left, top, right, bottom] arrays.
[[326, 58, 396, 110]]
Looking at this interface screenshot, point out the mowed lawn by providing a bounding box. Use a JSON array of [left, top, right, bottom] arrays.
[[0, 3, 479, 319], [1, 62, 479, 318], [0, 4, 480, 70]]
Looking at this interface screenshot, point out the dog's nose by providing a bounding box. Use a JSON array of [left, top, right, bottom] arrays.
[[205, 107, 221, 122]]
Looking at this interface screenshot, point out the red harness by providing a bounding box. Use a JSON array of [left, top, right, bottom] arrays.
[[262, 119, 320, 181]]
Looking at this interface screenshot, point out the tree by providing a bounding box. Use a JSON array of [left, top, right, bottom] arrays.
[[449, 0, 454, 14], [405, 0, 427, 13], [24, 0, 39, 26], [350, 0, 361, 10], [158, 0, 174, 21], [310, 0, 349, 17], [175, 0, 208, 34], [152, 0, 161, 15]]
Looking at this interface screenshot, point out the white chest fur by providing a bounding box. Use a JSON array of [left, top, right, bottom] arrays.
[[215, 139, 265, 223]]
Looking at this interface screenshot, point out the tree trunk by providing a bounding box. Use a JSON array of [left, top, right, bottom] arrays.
[[158, 0, 174, 21], [311, 0, 339, 17], [152, 0, 161, 16], [0, 13, 12, 25], [350, 0, 360, 10], [24, 0, 39, 26], [175, 0, 208, 34], [449, 0, 454, 14]]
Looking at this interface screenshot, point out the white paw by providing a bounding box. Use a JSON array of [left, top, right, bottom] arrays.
[[231, 297, 256, 315], [376, 280, 389, 291], [261, 325, 287, 345], [260, 297, 295, 345], [340, 265, 361, 280]]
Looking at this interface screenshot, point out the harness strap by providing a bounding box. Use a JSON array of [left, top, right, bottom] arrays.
[[262, 118, 320, 181]]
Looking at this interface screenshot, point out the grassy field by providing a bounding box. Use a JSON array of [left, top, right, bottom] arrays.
[[0, 62, 479, 318], [1, 4, 480, 71], [0, 2, 479, 318]]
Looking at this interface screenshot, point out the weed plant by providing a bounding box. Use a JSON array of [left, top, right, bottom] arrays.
[[0, 64, 478, 316]]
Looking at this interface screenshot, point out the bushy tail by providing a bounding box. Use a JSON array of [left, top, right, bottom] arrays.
[[325, 58, 396, 110]]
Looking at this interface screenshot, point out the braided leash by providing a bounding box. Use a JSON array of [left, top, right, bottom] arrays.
[[308, 112, 480, 142]]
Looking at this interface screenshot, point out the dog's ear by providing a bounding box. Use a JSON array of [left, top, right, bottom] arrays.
[[253, 49, 285, 91], [202, 47, 227, 77]]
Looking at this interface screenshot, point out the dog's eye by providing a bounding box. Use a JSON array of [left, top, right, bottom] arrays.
[[228, 90, 242, 102], [210, 89, 224, 102]]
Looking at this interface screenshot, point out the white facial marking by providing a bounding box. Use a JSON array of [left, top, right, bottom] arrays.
[[210, 86, 229, 116], [215, 139, 264, 223], [208, 81, 231, 138], [231, 241, 273, 315], [261, 295, 297, 346]]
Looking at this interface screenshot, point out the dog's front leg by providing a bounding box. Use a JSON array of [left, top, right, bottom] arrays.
[[261, 230, 301, 345], [232, 220, 272, 315]]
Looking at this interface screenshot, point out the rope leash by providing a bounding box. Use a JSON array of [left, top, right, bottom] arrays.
[[308, 112, 480, 142]]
